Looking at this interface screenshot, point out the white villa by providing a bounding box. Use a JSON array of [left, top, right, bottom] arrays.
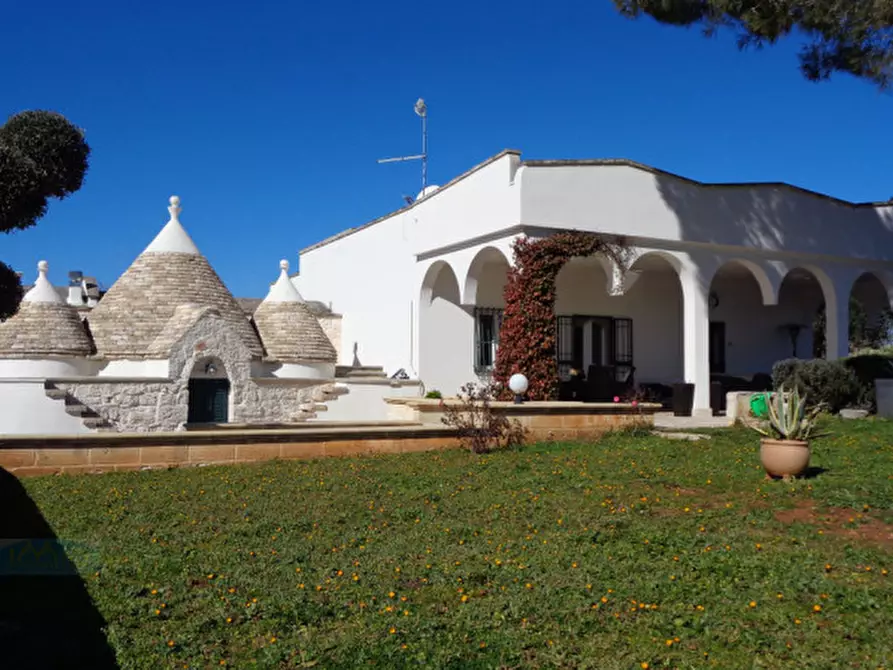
[[294, 149, 893, 416], [2, 149, 893, 435]]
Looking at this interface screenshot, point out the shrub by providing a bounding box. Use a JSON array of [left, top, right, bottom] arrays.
[[424, 389, 443, 399], [771, 358, 859, 413], [440, 382, 526, 454], [843, 354, 893, 412]]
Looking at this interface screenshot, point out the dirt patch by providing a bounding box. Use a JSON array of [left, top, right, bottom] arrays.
[[775, 501, 893, 549], [661, 484, 701, 496]]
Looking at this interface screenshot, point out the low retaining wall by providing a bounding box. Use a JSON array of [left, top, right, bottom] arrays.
[[0, 402, 658, 478], [385, 398, 659, 441], [0, 423, 459, 477]]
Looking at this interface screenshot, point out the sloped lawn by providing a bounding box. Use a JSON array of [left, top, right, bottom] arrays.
[[14, 419, 893, 668]]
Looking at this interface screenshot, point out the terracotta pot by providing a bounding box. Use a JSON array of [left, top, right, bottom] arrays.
[[760, 438, 810, 479]]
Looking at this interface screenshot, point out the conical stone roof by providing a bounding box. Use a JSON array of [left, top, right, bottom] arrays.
[[253, 260, 337, 363], [0, 261, 93, 358], [87, 197, 263, 359]]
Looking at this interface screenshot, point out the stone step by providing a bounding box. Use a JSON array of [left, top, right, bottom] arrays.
[[64, 403, 89, 417], [83, 416, 114, 430], [335, 365, 387, 379], [45, 388, 68, 400]]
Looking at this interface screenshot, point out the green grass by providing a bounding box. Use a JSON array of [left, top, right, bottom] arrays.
[[14, 419, 893, 668]]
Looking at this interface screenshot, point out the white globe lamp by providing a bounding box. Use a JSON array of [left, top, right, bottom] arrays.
[[509, 373, 529, 404]]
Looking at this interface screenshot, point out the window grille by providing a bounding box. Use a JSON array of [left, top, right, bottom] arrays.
[[474, 308, 503, 371]]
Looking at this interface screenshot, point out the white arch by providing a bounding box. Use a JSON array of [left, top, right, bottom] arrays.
[[780, 264, 837, 308], [462, 246, 511, 306], [779, 264, 846, 359], [851, 269, 893, 309], [709, 258, 779, 306], [609, 249, 685, 296], [420, 260, 461, 307]]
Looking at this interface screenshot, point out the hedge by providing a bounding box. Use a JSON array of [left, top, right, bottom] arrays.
[[772, 354, 893, 413]]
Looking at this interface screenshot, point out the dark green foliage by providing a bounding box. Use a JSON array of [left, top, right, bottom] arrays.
[[0, 261, 23, 320], [424, 389, 443, 399], [0, 110, 89, 318], [812, 297, 893, 358], [613, 0, 893, 89], [0, 111, 90, 233], [772, 358, 860, 412], [844, 354, 893, 411]]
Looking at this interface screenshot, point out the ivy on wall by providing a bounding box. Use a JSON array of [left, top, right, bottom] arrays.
[[493, 232, 629, 400]]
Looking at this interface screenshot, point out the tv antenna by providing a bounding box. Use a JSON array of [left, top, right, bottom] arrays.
[[377, 98, 428, 198]]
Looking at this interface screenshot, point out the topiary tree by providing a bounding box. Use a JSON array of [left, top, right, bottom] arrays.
[[493, 232, 629, 400], [0, 110, 90, 319]]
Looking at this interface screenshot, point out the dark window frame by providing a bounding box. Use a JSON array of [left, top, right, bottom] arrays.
[[474, 307, 504, 373], [555, 315, 634, 381]]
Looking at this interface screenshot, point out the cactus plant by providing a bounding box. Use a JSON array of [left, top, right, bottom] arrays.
[[751, 385, 822, 442]]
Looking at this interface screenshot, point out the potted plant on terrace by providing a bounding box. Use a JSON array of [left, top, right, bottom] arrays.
[[751, 386, 822, 480]]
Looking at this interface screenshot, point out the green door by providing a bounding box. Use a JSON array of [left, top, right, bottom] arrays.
[[188, 379, 230, 424]]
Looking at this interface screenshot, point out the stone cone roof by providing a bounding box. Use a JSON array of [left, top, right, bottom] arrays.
[[0, 261, 93, 358], [87, 197, 263, 359], [253, 260, 337, 363]]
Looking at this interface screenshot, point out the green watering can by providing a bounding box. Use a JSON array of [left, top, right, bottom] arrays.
[[749, 392, 770, 419]]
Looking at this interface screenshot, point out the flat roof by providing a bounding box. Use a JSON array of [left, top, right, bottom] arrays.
[[299, 150, 891, 255]]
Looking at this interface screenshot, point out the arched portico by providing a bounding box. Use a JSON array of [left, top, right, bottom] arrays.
[[849, 271, 893, 351], [418, 261, 474, 395], [462, 246, 511, 307], [553, 250, 684, 398]]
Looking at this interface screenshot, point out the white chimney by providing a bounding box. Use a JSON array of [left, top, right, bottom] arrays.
[[67, 285, 83, 306]]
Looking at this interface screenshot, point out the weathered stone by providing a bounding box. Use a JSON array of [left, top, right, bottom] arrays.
[[839, 408, 869, 420], [58, 314, 333, 432]]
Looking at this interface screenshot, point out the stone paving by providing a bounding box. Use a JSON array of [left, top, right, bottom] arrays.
[[652, 411, 733, 430]]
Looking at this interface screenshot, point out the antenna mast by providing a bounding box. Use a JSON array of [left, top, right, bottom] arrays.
[[377, 98, 428, 196]]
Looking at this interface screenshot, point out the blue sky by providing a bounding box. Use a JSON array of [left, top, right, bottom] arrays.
[[2, 0, 892, 298]]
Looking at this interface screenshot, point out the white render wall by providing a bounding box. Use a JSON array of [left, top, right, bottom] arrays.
[[295, 153, 522, 377], [518, 163, 893, 261], [309, 381, 422, 422], [0, 380, 95, 435]]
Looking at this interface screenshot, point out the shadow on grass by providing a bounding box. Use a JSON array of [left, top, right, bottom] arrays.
[[0, 468, 118, 668], [802, 466, 829, 480]]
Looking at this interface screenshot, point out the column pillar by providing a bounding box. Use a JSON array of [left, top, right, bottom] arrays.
[[824, 287, 849, 361], [681, 264, 712, 417]]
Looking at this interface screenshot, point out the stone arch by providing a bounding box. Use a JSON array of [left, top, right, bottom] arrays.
[[708, 259, 778, 306], [462, 246, 511, 306], [186, 356, 231, 423], [168, 312, 255, 426]]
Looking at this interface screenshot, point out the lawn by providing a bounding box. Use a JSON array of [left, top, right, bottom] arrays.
[[5, 419, 893, 669]]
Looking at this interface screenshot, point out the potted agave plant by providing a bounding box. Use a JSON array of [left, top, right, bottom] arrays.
[[751, 386, 822, 480]]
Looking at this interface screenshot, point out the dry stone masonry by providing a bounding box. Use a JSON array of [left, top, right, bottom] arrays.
[[0, 197, 345, 435]]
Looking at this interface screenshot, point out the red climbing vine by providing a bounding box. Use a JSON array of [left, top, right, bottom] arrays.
[[493, 232, 629, 400]]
